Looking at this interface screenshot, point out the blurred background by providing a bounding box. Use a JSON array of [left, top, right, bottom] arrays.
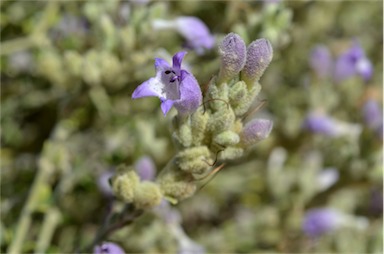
[[1, 0, 382, 253]]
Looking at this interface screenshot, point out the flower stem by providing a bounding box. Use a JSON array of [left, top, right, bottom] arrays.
[[35, 207, 61, 253], [78, 204, 143, 253], [7, 159, 53, 254]]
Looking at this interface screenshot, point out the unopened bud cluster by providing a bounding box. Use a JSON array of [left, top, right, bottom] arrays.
[[157, 33, 274, 203], [114, 33, 273, 205], [111, 164, 162, 209]]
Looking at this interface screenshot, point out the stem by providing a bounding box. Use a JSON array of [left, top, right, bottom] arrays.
[[0, 37, 37, 56], [35, 207, 61, 253], [7, 159, 53, 254], [78, 204, 143, 253]]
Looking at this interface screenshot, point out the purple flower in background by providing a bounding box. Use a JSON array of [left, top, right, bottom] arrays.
[[153, 200, 205, 254], [240, 119, 273, 146], [152, 16, 215, 55], [153, 199, 182, 224], [50, 14, 88, 40], [263, 0, 282, 5], [317, 168, 339, 191], [362, 99, 382, 130], [135, 156, 156, 181], [97, 171, 114, 198], [302, 208, 343, 238], [369, 188, 383, 216], [334, 41, 373, 83], [94, 242, 125, 254], [309, 45, 332, 79], [303, 112, 337, 136], [303, 111, 363, 138], [132, 51, 202, 116]]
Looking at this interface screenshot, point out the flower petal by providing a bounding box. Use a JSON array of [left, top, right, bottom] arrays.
[[132, 77, 165, 99], [154, 58, 170, 72], [160, 99, 175, 115], [173, 70, 202, 116], [172, 51, 187, 71]]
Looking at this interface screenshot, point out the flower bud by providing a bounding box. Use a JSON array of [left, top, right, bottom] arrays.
[[213, 130, 240, 146], [173, 122, 192, 148], [207, 107, 236, 134], [218, 147, 244, 160], [217, 33, 247, 84], [240, 118, 273, 146], [176, 146, 212, 175], [111, 166, 140, 202], [158, 162, 197, 202], [229, 80, 261, 116], [241, 38, 273, 86], [135, 156, 156, 181], [191, 109, 209, 146], [134, 181, 163, 209]]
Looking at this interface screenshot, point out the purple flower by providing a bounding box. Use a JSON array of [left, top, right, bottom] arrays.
[[309, 45, 332, 79], [241, 38, 273, 85], [302, 208, 342, 238], [135, 156, 156, 181], [152, 17, 215, 55], [362, 99, 382, 129], [240, 119, 273, 146], [303, 112, 338, 136], [303, 112, 362, 138], [153, 199, 182, 224], [217, 33, 247, 84], [97, 171, 114, 197], [132, 51, 202, 116], [334, 41, 373, 83], [94, 242, 125, 254], [317, 168, 339, 191]]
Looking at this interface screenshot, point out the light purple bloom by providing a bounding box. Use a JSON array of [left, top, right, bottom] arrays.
[[317, 168, 339, 191], [132, 51, 202, 116], [303, 112, 338, 136], [240, 119, 273, 146], [263, 0, 281, 5], [9, 51, 33, 73], [97, 171, 114, 197], [362, 99, 382, 130], [94, 242, 125, 254], [135, 156, 156, 181], [50, 14, 88, 39], [153, 199, 182, 224], [302, 208, 342, 237], [152, 16, 215, 55], [309, 45, 332, 79], [303, 112, 362, 138], [334, 41, 373, 83]]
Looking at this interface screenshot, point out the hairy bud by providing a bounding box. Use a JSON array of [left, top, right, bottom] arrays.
[[241, 38, 273, 86], [217, 33, 247, 84], [240, 118, 273, 146]]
